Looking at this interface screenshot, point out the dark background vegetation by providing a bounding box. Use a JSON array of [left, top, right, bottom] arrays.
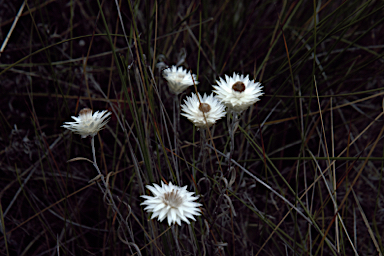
[[1, 0, 384, 255]]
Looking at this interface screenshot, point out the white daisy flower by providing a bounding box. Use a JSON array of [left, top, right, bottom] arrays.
[[141, 181, 202, 226], [62, 108, 111, 138], [162, 65, 199, 95], [213, 72, 264, 113], [181, 92, 226, 128]]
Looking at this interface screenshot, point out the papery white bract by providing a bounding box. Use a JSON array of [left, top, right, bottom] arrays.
[[141, 181, 202, 226], [162, 66, 199, 95], [62, 108, 111, 138], [213, 72, 263, 113], [181, 92, 226, 128]]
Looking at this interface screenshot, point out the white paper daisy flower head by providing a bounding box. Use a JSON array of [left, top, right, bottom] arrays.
[[181, 92, 226, 128], [62, 108, 111, 138], [162, 65, 199, 95], [141, 181, 202, 226], [212, 72, 264, 113]]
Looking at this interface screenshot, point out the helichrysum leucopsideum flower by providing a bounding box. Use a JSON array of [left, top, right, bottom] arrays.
[[141, 181, 202, 226], [213, 72, 263, 113], [62, 108, 111, 138], [162, 65, 199, 95], [181, 92, 226, 128]]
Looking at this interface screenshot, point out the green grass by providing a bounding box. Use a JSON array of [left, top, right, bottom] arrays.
[[1, 0, 384, 255]]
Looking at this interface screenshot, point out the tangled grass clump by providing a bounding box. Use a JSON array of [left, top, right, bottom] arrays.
[[1, 1, 384, 255]]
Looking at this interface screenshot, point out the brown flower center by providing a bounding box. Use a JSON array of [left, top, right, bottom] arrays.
[[232, 81, 246, 92], [79, 108, 92, 116], [163, 190, 183, 208], [199, 103, 211, 113], [176, 74, 185, 82]]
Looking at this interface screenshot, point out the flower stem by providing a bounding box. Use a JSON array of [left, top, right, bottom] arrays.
[[91, 136, 101, 176], [90, 136, 136, 248], [200, 128, 207, 174], [173, 96, 180, 184], [171, 225, 182, 256], [228, 111, 239, 171]]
